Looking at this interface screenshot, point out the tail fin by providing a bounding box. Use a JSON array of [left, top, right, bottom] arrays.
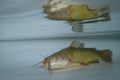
[[100, 49, 112, 62], [97, 4, 110, 15]]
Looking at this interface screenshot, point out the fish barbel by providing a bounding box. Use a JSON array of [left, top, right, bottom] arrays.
[[35, 40, 112, 72]]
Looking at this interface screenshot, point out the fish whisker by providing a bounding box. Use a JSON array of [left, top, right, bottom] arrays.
[[32, 61, 42, 68]]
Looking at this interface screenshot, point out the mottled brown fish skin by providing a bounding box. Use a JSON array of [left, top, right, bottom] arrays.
[[41, 47, 112, 70], [48, 47, 112, 65]]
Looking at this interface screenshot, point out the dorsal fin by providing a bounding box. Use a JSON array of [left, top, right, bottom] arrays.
[[69, 40, 84, 48]]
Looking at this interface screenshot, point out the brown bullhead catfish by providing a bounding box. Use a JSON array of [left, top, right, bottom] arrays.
[[34, 40, 112, 72]]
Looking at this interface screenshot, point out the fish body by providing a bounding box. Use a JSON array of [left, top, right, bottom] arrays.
[[35, 40, 112, 72], [42, 47, 112, 70]]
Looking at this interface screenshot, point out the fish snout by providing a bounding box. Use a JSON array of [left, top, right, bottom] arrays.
[[42, 61, 49, 67]]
